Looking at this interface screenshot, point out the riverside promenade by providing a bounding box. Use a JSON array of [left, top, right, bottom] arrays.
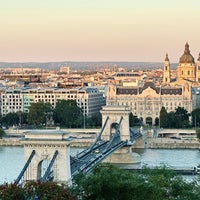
[[1, 128, 200, 149]]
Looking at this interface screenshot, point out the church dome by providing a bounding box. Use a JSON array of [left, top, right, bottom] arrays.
[[179, 42, 194, 64]]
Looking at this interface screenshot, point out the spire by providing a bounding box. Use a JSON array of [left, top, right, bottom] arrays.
[[184, 42, 190, 54], [165, 53, 169, 61]]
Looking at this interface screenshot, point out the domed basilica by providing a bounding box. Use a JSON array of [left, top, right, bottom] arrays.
[[163, 42, 200, 86]]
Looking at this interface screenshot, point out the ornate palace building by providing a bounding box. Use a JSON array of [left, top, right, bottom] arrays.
[[107, 43, 200, 125]]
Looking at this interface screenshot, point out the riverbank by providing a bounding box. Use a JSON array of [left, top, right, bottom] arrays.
[[1, 137, 200, 149], [146, 138, 200, 149], [0, 137, 93, 147]]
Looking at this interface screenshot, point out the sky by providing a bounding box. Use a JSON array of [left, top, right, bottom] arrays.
[[0, 0, 200, 63]]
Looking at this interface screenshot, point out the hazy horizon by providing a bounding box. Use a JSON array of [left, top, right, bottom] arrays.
[[1, 0, 200, 63]]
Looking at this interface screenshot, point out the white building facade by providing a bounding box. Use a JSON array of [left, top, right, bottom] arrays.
[[1, 87, 106, 117]]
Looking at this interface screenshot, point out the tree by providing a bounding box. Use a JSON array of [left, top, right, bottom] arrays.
[[191, 108, 200, 128], [28, 102, 52, 126], [167, 111, 176, 128], [196, 128, 200, 140], [0, 183, 25, 200], [160, 106, 168, 128], [23, 181, 75, 200], [71, 164, 200, 200], [0, 128, 5, 138], [86, 112, 102, 128], [0, 181, 75, 200], [16, 111, 28, 126], [174, 107, 190, 128], [54, 100, 83, 127], [129, 113, 140, 127], [1, 112, 19, 126]]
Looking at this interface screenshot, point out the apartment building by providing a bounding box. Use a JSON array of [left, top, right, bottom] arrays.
[[1, 87, 106, 117]]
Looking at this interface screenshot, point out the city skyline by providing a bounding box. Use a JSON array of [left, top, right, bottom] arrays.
[[1, 0, 200, 63]]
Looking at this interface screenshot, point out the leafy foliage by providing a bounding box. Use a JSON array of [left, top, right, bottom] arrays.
[[86, 112, 102, 128], [0, 127, 5, 138], [0, 181, 75, 200], [1, 165, 200, 199], [54, 99, 83, 127], [160, 106, 168, 128], [24, 181, 75, 200], [0, 183, 25, 200], [28, 102, 52, 126], [196, 128, 200, 140], [71, 163, 200, 200], [191, 108, 200, 127], [1, 112, 19, 126], [129, 112, 140, 127], [174, 107, 190, 128], [160, 106, 190, 128]]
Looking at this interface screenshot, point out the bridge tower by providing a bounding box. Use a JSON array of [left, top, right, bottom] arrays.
[[20, 130, 71, 183], [100, 105, 141, 165], [100, 105, 131, 141]]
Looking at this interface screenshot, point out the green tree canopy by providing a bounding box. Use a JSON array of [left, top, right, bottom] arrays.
[[86, 112, 102, 128], [166, 111, 175, 128], [174, 106, 190, 128], [0, 128, 5, 138], [1, 112, 19, 126], [71, 164, 200, 200], [54, 99, 83, 127], [160, 106, 168, 128], [191, 108, 200, 128], [28, 102, 52, 126], [129, 113, 140, 127], [0, 181, 75, 200], [160, 106, 190, 128]]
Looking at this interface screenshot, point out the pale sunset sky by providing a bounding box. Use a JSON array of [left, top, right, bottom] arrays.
[[0, 0, 200, 63]]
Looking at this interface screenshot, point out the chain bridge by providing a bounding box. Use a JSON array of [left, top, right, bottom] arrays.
[[15, 106, 142, 185]]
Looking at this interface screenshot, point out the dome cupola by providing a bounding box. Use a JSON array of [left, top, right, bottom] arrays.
[[179, 42, 195, 64]]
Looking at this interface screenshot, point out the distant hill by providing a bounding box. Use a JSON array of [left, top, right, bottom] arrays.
[[0, 61, 178, 71]]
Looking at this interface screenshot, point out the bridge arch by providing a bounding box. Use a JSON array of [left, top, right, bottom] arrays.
[[101, 105, 131, 141], [37, 159, 51, 180], [110, 122, 120, 139]]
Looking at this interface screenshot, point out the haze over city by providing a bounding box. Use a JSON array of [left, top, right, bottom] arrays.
[[1, 0, 200, 63]]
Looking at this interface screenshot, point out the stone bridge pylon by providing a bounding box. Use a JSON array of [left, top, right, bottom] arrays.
[[16, 130, 71, 184], [100, 105, 131, 141], [100, 105, 142, 165]]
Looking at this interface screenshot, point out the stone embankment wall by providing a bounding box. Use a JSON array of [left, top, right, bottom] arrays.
[[0, 137, 93, 147], [146, 138, 200, 149], [0, 138, 22, 146]]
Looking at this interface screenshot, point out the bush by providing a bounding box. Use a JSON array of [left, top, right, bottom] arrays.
[[0, 127, 5, 139]]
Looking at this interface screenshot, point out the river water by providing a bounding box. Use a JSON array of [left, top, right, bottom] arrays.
[[1, 146, 200, 184]]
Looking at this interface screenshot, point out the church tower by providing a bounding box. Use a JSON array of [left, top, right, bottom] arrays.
[[163, 53, 171, 84], [196, 53, 200, 83], [177, 42, 196, 83]]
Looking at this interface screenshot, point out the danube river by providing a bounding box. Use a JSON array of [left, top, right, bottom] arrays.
[[1, 146, 200, 184]]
